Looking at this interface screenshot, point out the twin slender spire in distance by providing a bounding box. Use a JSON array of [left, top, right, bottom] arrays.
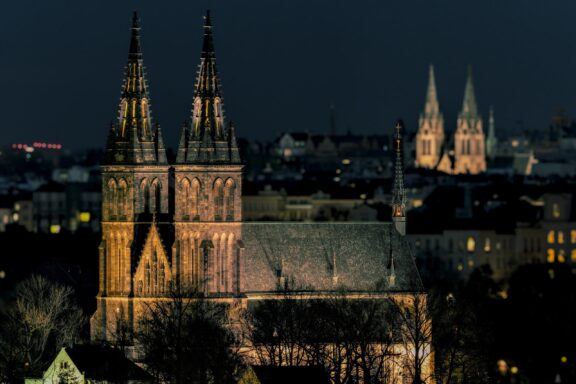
[[105, 10, 239, 166]]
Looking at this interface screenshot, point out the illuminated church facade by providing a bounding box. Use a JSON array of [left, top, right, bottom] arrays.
[[415, 65, 487, 174], [90, 12, 430, 380]]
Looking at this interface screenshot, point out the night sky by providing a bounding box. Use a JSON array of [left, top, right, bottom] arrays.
[[1, 1, 575, 150]]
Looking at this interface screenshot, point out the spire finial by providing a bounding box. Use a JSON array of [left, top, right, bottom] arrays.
[[392, 120, 407, 235], [462, 65, 478, 117], [424, 64, 439, 116], [129, 11, 142, 57]]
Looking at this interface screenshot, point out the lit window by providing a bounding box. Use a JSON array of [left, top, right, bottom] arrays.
[[558, 231, 565, 244], [547, 248, 555, 263], [552, 203, 560, 218], [571, 230, 576, 244], [457, 263, 464, 271], [468, 258, 474, 268], [558, 250, 566, 263], [79, 212, 90, 223], [467, 237, 476, 253], [547, 230, 555, 244], [571, 249, 576, 262], [50, 225, 61, 234], [484, 238, 491, 253]]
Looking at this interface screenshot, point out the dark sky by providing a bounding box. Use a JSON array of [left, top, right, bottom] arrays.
[[1, 1, 576, 150]]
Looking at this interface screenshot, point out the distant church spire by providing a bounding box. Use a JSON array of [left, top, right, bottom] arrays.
[[392, 120, 407, 235], [415, 65, 445, 169], [104, 11, 167, 165], [486, 106, 497, 160], [461, 65, 478, 118], [177, 10, 239, 164], [454, 65, 486, 174], [423, 65, 440, 117]]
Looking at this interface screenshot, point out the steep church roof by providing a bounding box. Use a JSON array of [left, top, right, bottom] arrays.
[[240, 223, 424, 294], [104, 12, 167, 165], [176, 10, 241, 165]]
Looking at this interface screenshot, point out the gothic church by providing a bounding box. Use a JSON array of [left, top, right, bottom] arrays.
[[90, 11, 424, 351]]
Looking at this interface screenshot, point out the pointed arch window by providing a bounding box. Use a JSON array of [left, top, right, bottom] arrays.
[[181, 178, 191, 220], [192, 178, 200, 220], [224, 179, 235, 221], [108, 179, 118, 219], [118, 179, 128, 219], [214, 179, 224, 220], [150, 180, 162, 214], [145, 263, 151, 295], [159, 263, 165, 293], [141, 179, 150, 213]]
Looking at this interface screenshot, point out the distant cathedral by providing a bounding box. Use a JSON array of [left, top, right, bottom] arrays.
[[415, 65, 488, 174], [90, 15, 427, 381]]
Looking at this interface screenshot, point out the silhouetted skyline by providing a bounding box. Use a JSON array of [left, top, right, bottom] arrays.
[[1, 0, 575, 149]]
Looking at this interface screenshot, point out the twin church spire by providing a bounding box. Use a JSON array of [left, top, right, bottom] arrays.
[[176, 10, 241, 164], [105, 12, 166, 165], [104, 10, 239, 166], [416, 65, 487, 174]]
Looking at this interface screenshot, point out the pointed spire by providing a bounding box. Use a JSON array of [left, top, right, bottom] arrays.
[[105, 11, 166, 165], [424, 65, 440, 116], [154, 123, 167, 164], [461, 65, 478, 117], [176, 121, 189, 163], [486, 106, 497, 159], [181, 10, 237, 164], [228, 121, 241, 164], [129, 11, 142, 58], [392, 120, 407, 235]]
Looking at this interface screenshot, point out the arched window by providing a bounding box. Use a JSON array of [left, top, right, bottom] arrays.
[[214, 179, 224, 220], [192, 178, 200, 220], [150, 179, 161, 214], [159, 263, 165, 293], [107, 179, 118, 218], [137, 280, 143, 295], [145, 263, 151, 295], [118, 179, 128, 218], [141, 179, 150, 213], [224, 179, 235, 221], [181, 178, 191, 219]]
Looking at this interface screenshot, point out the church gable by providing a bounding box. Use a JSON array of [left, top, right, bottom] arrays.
[[133, 223, 173, 296]]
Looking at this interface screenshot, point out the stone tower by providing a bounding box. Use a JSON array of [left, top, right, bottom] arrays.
[[173, 10, 243, 295], [486, 106, 497, 160], [92, 12, 170, 340], [454, 67, 486, 174], [415, 65, 444, 169]]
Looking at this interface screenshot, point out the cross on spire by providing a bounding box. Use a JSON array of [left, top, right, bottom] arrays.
[[391, 120, 407, 235]]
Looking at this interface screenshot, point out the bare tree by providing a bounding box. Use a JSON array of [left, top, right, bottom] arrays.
[[393, 294, 434, 384], [135, 284, 243, 384], [0, 275, 84, 381], [244, 284, 397, 384]]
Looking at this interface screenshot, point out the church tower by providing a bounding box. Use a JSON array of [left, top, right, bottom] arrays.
[[392, 120, 407, 236], [415, 65, 444, 169], [454, 67, 486, 174], [173, 10, 243, 295], [486, 106, 497, 160], [93, 12, 169, 341]]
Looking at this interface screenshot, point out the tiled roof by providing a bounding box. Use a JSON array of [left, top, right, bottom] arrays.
[[240, 222, 424, 294]]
